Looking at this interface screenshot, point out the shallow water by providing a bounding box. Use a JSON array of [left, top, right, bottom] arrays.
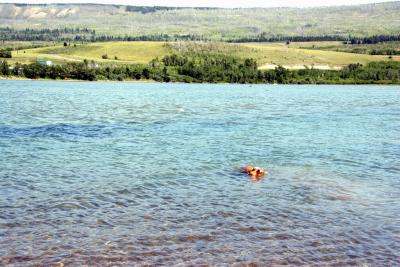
[[0, 81, 399, 266]]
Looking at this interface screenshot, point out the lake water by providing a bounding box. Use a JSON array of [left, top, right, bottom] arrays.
[[0, 81, 399, 266]]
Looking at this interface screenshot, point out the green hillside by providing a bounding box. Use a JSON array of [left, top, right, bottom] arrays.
[[8, 41, 393, 69], [1, 2, 400, 39]]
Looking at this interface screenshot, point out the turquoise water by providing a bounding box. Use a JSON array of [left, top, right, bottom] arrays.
[[0, 81, 399, 266]]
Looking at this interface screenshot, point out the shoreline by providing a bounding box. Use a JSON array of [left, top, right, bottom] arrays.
[[1, 76, 399, 85], [0, 76, 156, 83]]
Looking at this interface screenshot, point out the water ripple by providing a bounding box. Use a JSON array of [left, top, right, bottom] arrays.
[[0, 82, 399, 266], [0, 124, 120, 138]]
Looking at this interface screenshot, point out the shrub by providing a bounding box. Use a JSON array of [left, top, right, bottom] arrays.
[[0, 49, 12, 58], [142, 68, 150, 79]]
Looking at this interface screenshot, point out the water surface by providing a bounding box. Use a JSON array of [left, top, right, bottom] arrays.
[[0, 81, 399, 266]]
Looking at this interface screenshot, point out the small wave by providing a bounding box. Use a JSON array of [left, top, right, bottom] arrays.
[[49, 202, 86, 210], [0, 124, 121, 138], [1, 255, 36, 265], [176, 234, 215, 242]]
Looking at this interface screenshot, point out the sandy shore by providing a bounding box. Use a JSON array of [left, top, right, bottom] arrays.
[[259, 64, 342, 70]]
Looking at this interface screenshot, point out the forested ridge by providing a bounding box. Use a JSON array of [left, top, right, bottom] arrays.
[[1, 2, 400, 39], [2, 27, 400, 45]]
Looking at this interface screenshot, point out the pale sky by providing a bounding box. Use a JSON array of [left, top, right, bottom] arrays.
[[0, 0, 395, 8]]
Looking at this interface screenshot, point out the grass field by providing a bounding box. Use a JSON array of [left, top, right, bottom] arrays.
[[240, 43, 391, 69], [7, 41, 394, 69], [9, 42, 171, 65]]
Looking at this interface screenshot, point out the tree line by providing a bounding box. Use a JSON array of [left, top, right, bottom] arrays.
[[1, 55, 399, 84], [369, 49, 400, 56], [1, 27, 95, 35], [0, 27, 209, 42], [230, 33, 400, 44], [349, 35, 400, 45], [92, 34, 209, 42], [230, 34, 347, 43], [0, 27, 95, 42], [2, 27, 400, 44]]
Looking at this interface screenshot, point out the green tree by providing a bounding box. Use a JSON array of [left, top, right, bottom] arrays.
[[274, 65, 289, 83], [142, 68, 150, 79], [162, 66, 170, 82], [0, 60, 10, 76]]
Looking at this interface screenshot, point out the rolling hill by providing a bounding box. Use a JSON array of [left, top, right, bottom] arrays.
[[7, 41, 392, 69]]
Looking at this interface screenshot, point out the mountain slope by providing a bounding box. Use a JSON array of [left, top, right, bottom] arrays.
[[1, 2, 400, 39]]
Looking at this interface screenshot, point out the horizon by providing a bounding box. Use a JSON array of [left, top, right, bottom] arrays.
[[0, 0, 396, 8]]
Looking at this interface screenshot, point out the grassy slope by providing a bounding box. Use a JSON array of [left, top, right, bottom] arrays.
[[10, 42, 171, 65], [240, 43, 390, 68], [8, 41, 390, 69]]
